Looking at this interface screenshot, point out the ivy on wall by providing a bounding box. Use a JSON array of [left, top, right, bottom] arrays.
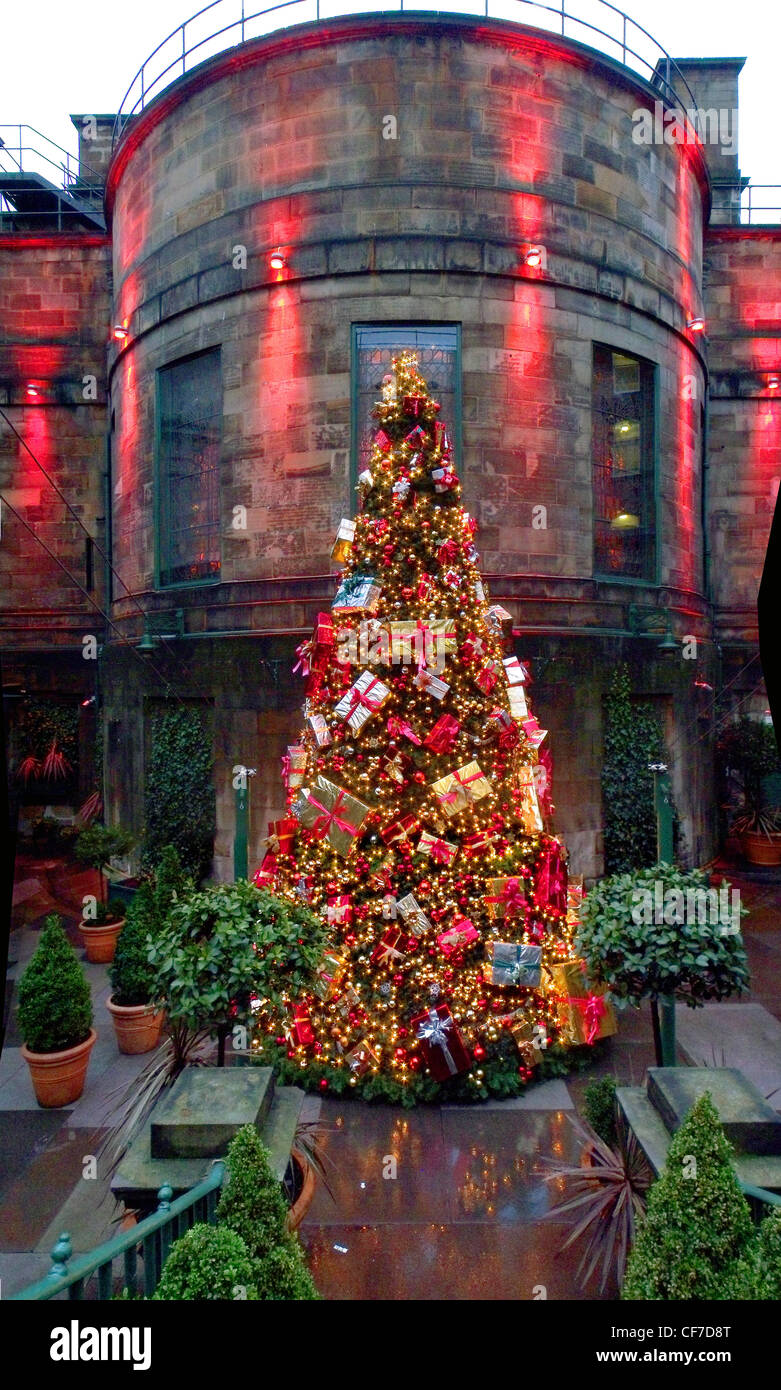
[[602, 665, 671, 873], [142, 704, 215, 881]]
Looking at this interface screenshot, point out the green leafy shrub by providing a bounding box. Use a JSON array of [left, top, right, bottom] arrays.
[[17, 915, 93, 1053], [716, 715, 781, 834], [75, 825, 135, 901], [147, 883, 327, 1048], [90, 897, 126, 927], [622, 1093, 757, 1300], [583, 1076, 619, 1149], [577, 863, 749, 1008], [217, 1125, 319, 1300], [142, 706, 215, 881], [755, 1208, 781, 1298], [602, 666, 672, 873], [153, 1224, 258, 1301], [109, 888, 156, 1007]]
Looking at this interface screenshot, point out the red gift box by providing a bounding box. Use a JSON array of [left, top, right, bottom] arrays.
[[403, 394, 426, 417], [380, 814, 418, 847], [474, 661, 501, 694], [268, 817, 297, 856], [461, 633, 489, 663], [375, 428, 393, 452], [289, 1005, 314, 1047], [423, 714, 460, 755], [405, 424, 427, 448], [411, 1004, 470, 1081], [371, 927, 407, 967], [313, 611, 334, 653], [387, 716, 422, 746], [326, 893, 353, 926], [437, 916, 480, 956], [433, 420, 450, 452], [534, 840, 568, 914]]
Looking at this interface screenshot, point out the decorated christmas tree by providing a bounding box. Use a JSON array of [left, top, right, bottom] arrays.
[[252, 352, 615, 1101]]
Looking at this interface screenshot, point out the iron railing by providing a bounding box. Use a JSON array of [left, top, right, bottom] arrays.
[[740, 185, 781, 225], [9, 1161, 225, 1301], [0, 125, 103, 196], [111, 0, 699, 147], [0, 124, 105, 230]]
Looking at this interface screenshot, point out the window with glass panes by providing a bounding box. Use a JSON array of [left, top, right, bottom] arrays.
[[157, 348, 222, 588], [592, 345, 656, 581], [352, 325, 461, 482]]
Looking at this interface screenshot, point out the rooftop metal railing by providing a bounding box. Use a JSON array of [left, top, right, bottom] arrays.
[[0, 124, 106, 229], [740, 185, 781, 225], [111, 0, 699, 148], [0, 124, 103, 195]]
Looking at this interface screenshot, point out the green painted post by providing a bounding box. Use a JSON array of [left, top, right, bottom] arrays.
[[650, 762, 676, 1066], [233, 765, 255, 882]]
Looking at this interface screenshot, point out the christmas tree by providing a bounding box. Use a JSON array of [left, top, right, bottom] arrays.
[[253, 352, 614, 1101]]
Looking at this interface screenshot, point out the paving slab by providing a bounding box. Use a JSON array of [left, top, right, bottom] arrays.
[[151, 1066, 276, 1158], [0, 1252, 53, 1298], [648, 1066, 781, 1154], [675, 1001, 781, 1104], [441, 1079, 574, 1111]]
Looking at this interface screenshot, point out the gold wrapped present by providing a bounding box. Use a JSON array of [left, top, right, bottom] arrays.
[[418, 829, 458, 865], [293, 775, 370, 857], [334, 670, 391, 735], [345, 1039, 380, 1075], [431, 760, 492, 819], [508, 686, 529, 721], [516, 765, 543, 832], [545, 958, 617, 1045], [331, 518, 356, 565], [486, 875, 527, 920], [312, 952, 348, 1002]]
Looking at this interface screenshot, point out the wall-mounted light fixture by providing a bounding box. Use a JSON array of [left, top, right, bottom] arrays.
[[686, 316, 705, 334], [269, 248, 286, 271]]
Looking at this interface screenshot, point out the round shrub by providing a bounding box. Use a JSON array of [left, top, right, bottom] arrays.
[[153, 1224, 258, 1301], [255, 1243, 319, 1301], [17, 915, 93, 1054]]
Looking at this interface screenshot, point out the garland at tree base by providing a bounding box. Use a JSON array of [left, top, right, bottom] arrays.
[[252, 1035, 602, 1107]]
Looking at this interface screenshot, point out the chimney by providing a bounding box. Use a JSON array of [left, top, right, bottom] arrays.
[[659, 58, 747, 224]]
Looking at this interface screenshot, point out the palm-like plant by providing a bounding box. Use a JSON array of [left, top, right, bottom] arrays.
[[40, 739, 73, 782], [539, 1110, 653, 1293], [16, 754, 42, 785], [77, 789, 104, 826]]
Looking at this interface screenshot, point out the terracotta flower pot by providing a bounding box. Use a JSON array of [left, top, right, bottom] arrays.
[[739, 830, 781, 867], [21, 1028, 97, 1108], [106, 997, 165, 1055], [79, 916, 125, 964], [286, 1151, 318, 1232]]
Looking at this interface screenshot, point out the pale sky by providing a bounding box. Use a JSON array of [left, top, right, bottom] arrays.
[[1, 0, 778, 187]]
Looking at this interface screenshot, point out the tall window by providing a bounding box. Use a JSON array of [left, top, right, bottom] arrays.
[[352, 324, 461, 481], [157, 349, 222, 587], [592, 346, 656, 581]]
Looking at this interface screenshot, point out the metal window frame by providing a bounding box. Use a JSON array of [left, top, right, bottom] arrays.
[[350, 322, 463, 492], [591, 342, 659, 587], [154, 345, 223, 591]]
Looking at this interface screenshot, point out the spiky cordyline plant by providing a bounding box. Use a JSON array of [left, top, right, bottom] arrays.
[[16, 754, 42, 785], [41, 739, 73, 782], [539, 1110, 653, 1293], [77, 789, 103, 826]]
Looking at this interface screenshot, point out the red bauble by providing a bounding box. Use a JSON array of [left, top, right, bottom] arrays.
[[413, 771, 426, 784], [319, 1078, 329, 1090], [398, 1026, 408, 1038], [419, 880, 431, 894], [275, 1035, 285, 1046], [313, 1042, 323, 1054], [393, 973, 403, 985], [492, 999, 503, 1011], [401, 587, 414, 599], [409, 1055, 421, 1069], [474, 1044, 486, 1060]]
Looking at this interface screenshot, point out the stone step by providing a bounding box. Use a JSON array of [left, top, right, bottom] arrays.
[[648, 1067, 781, 1156], [617, 1085, 781, 1194], [150, 1065, 275, 1159]]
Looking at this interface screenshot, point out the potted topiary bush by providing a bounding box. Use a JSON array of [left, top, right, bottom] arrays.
[[17, 915, 96, 1107], [217, 1125, 319, 1297], [75, 825, 135, 962], [577, 862, 750, 1066], [106, 847, 191, 1054], [107, 883, 164, 1055]]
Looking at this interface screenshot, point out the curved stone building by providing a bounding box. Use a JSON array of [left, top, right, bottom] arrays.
[[3, 10, 779, 881]]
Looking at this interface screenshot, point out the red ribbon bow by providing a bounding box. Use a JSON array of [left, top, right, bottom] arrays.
[[305, 788, 357, 843], [569, 993, 607, 1045], [345, 676, 384, 721], [486, 877, 526, 916], [440, 766, 484, 805], [429, 838, 453, 865]]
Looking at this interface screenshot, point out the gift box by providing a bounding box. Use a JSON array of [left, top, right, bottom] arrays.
[[508, 686, 529, 722], [517, 766, 544, 833], [293, 775, 370, 857], [405, 424, 427, 448], [313, 611, 334, 651], [289, 1005, 314, 1047], [345, 1039, 380, 1075], [282, 744, 307, 794], [485, 876, 528, 921], [503, 655, 526, 686], [380, 813, 418, 847], [441, 567, 461, 589], [545, 958, 617, 1045], [312, 951, 348, 1002], [437, 916, 480, 955], [486, 604, 514, 640], [374, 428, 392, 452], [487, 707, 520, 749], [380, 749, 413, 784], [433, 420, 450, 452], [334, 985, 361, 1019], [412, 1004, 470, 1082], [332, 574, 382, 615], [413, 668, 450, 701], [334, 670, 391, 734], [387, 716, 422, 746], [474, 579, 486, 602], [567, 876, 584, 927], [437, 537, 460, 565], [484, 941, 542, 988], [331, 517, 356, 565], [510, 1014, 543, 1065], [403, 393, 426, 417], [265, 817, 297, 856], [462, 826, 505, 858], [306, 712, 332, 748], [432, 466, 458, 493], [461, 633, 488, 663], [252, 852, 277, 888], [418, 829, 458, 865], [388, 619, 430, 665], [326, 894, 353, 926], [523, 716, 548, 749], [431, 760, 492, 818], [371, 927, 407, 967], [424, 617, 457, 658], [474, 661, 501, 695], [396, 894, 432, 935], [423, 713, 460, 754], [534, 840, 568, 914]]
